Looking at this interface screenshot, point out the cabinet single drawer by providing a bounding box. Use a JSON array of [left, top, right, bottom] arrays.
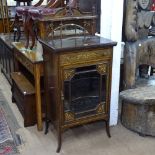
[[60, 48, 112, 66]]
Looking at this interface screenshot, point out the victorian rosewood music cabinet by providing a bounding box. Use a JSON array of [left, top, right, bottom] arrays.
[[39, 35, 117, 152]]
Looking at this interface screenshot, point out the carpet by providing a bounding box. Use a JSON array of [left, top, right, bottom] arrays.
[[0, 89, 22, 155]]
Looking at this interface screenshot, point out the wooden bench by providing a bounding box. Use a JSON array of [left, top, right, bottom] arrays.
[[11, 72, 36, 127]]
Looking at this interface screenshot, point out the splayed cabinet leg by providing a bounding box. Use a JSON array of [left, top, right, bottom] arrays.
[[105, 120, 111, 138]]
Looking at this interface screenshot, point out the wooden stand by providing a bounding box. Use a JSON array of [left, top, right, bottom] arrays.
[[12, 42, 44, 131]]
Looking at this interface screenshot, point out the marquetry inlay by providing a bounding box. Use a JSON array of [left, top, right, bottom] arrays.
[[64, 69, 75, 81], [64, 112, 75, 122], [97, 64, 107, 75], [96, 103, 105, 114], [60, 49, 112, 66]]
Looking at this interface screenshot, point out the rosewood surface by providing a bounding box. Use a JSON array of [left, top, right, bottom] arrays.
[[40, 35, 117, 152]]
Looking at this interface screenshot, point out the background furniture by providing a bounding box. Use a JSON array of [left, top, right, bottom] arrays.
[[120, 85, 155, 136], [29, 0, 97, 49], [0, 0, 10, 33], [123, 0, 155, 89], [0, 34, 14, 84], [40, 35, 117, 152], [120, 0, 155, 137], [32, 3, 96, 38], [15, 0, 44, 44], [11, 72, 37, 126], [12, 42, 44, 130]]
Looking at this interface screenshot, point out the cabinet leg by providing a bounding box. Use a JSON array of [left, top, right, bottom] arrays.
[[105, 120, 111, 138], [11, 87, 15, 103], [56, 130, 62, 153], [12, 96, 16, 103], [139, 133, 146, 137], [45, 119, 50, 135]]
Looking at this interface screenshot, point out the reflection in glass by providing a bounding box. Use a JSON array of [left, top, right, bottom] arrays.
[[48, 24, 89, 39]]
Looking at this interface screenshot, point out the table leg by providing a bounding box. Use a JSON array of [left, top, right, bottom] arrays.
[[34, 65, 43, 131]]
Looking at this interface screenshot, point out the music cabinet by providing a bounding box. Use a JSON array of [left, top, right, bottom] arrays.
[[39, 35, 117, 152]]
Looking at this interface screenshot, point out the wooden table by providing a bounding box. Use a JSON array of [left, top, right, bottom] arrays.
[[12, 42, 43, 131]]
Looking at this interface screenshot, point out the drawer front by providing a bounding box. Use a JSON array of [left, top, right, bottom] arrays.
[[60, 48, 112, 66], [14, 50, 34, 74]]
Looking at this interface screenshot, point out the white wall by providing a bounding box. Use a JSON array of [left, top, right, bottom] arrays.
[[100, 0, 124, 125]]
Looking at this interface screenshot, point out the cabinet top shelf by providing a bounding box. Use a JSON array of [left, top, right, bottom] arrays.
[[39, 35, 117, 53]]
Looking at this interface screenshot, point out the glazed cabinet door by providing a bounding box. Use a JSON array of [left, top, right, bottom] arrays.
[[61, 62, 111, 124]]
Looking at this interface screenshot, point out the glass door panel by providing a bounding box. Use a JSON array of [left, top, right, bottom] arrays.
[[63, 64, 108, 122]]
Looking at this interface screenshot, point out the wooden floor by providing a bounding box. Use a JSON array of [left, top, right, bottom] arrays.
[[0, 69, 155, 155]]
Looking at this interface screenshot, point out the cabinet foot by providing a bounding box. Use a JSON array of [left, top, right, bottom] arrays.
[[105, 121, 111, 138], [12, 96, 16, 103], [44, 119, 50, 134], [56, 130, 62, 153], [139, 133, 146, 137]]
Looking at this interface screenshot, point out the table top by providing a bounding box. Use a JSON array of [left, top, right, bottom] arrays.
[[0, 33, 14, 49], [0, 33, 26, 49], [12, 42, 43, 63], [39, 35, 117, 53]]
